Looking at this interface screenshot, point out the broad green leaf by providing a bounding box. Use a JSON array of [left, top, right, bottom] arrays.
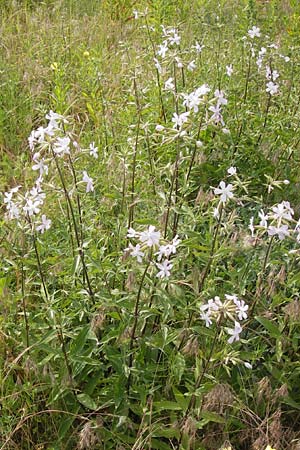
[[255, 316, 281, 338], [77, 393, 98, 411]]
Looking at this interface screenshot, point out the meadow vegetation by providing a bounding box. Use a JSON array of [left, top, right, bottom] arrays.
[[1, 0, 300, 448]]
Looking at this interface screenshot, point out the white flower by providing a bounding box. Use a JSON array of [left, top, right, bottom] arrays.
[[214, 89, 228, 106], [227, 166, 236, 176], [209, 103, 224, 126], [214, 181, 234, 203], [175, 56, 183, 68], [226, 64, 233, 76], [213, 207, 220, 219], [233, 299, 248, 321], [171, 111, 190, 129], [168, 32, 181, 46], [156, 259, 173, 278], [53, 136, 71, 156], [23, 199, 41, 216], [266, 81, 279, 96], [193, 41, 204, 53], [125, 243, 144, 263], [36, 215, 52, 233], [155, 124, 165, 132], [7, 202, 20, 220], [200, 311, 212, 327], [157, 41, 168, 58], [259, 210, 268, 228], [133, 9, 138, 19], [45, 110, 67, 129], [244, 362, 252, 369], [82, 171, 94, 193], [28, 131, 36, 151], [268, 225, 290, 240], [182, 85, 210, 112], [30, 187, 45, 204], [196, 140, 203, 148], [139, 225, 161, 247], [127, 227, 138, 238], [32, 158, 48, 177], [187, 60, 196, 71], [248, 26, 261, 39], [249, 216, 255, 237], [227, 321, 242, 344], [164, 78, 175, 91], [89, 142, 98, 159], [271, 201, 294, 222]]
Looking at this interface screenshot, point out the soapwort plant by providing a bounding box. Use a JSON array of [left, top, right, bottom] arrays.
[[1, 4, 300, 449]]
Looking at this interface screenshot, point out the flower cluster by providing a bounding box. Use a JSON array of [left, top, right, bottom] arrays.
[[125, 226, 180, 278], [2, 110, 97, 234], [256, 200, 294, 241], [200, 294, 248, 343]]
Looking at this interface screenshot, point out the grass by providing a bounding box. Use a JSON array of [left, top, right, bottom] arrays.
[[1, 0, 300, 449]]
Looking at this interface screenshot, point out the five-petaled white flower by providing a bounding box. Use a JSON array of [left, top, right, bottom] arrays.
[[214, 181, 234, 203], [139, 225, 161, 247], [156, 259, 173, 278], [266, 81, 279, 96], [268, 225, 290, 240], [172, 111, 190, 129], [36, 215, 52, 233], [227, 166, 236, 176], [125, 243, 144, 263], [23, 199, 41, 216], [53, 136, 71, 156], [248, 26, 261, 39]]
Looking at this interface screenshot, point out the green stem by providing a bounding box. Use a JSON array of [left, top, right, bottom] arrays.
[[127, 259, 151, 392]]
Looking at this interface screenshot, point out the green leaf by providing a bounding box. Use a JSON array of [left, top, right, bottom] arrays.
[[172, 387, 189, 411], [255, 316, 281, 338], [150, 439, 173, 450], [153, 400, 182, 411], [77, 393, 98, 411], [282, 396, 300, 410], [200, 410, 225, 424]]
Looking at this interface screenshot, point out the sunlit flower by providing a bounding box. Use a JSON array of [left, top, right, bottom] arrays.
[[172, 111, 190, 129], [156, 259, 173, 278], [23, 199, 41, 216], [226, 64, 233, 76], [36, 214, 52, 233], [82, 171, 94, 192], [125, 243, 144, 263], [266, 81, 279, 95], [268, 225, 290, 240], [164, 78, 175, 91], [157, 41, 168, 58], [187, 60, 196, 71], [89, 142, 98, 159], [227, 321, 242, 343], [139, 225, 161, 247], [54, 136, 71, 156], [248, 26, 261, 39], [214, 181, 234, 203], [227, 166, 236, 176], [259, 210, 268, 228], [192, 41, 204, 53]]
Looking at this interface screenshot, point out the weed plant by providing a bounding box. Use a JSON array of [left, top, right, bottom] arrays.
[[1, 1, 300, 449]]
